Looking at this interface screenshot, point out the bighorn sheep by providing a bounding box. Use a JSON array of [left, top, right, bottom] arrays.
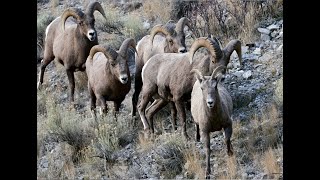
[[131, 17, 192, 118], [37, 1, 106, 105], [138, 37, 236, 139], [86, 38, 137, 119], [198, 38, 242, 74], [190, 65, 233, 178]]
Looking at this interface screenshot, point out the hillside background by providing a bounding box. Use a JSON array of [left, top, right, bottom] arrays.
[[37, 0, 283, 179]]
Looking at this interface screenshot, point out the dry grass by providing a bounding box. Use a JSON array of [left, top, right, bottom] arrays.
[[179, 0, 282, 44], [155, 133, 185, 179], [137, 131, 154, 152], [183, 143, 205, 179], [122, 13, 147, 42], [274, 77, 283, 107], [225, 155, 238, 179], [261, 147, 281, 179], [95, 5, 124, 34], [142, 0, 172, 23], [50, 0, 59, 8]]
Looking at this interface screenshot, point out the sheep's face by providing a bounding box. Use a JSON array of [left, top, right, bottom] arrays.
[[165, 34, 187, 53], [110, 56, 129, 84], [78, 16, 97, 41], [199, 78, 218, 109]]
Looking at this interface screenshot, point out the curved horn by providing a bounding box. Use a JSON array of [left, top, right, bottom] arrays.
[[89, 45, 118, 62], [86, 1, 107, 19], [190, 69, 204, 81], [150, 24, 171, 45], [119, 38, 137, 58], [175, 17, 190, 34], [211, 65, 226, 79], [166, 19, 175, 25], [223, 39, 242, 66], [189, 37, 223, 64], [61, 8, 84, 31], [212, 37, 223, 48]]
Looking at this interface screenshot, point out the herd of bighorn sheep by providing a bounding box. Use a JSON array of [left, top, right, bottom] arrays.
[[37, 1, 243, 177]]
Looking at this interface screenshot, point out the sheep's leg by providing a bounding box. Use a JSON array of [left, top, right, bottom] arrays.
[[169, 102, 177, 132], [185, 100, 191, 111], [201, 131, 211, 178], [146, 98, 168, 134], [37, 57, 54, 89], [88, 84, 97, 120], [224, 124, 234, 156], [113, 101, 122, 121], [96, 95, 107, 115], [66, 69, 75, 104], [174, 100, 189, 139], [137, 90, 152, 131], [132, 75, 142, 118], [195, 123, 200, 142]]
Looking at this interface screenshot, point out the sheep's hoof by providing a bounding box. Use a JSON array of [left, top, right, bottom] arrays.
[[90, 110, 97, 119], [227, 149, 234, 156], [205, 170, 211, 179], [143, 128, 152, 139], [183, 133, 191, 141]]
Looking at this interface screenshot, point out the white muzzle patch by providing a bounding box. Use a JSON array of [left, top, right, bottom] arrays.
[[87, 29, 96, 41], [119, 75, 128, 84], [207, 98, 214, 108]]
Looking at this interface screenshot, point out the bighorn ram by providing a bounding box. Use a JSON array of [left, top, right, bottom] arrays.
[[198, 38, 242, 74], [138, 37, 236, 139], [86, 38, 137, 119], [190, 65, 234, 178], [37, 1, 106, 105], [131, 17, 192, 118]]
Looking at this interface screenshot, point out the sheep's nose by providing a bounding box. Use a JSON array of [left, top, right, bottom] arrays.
[[179, 48, 187, 53], [207, 101, 213, 105], [89, 32, 95, 36], [120, 77, 128, 84], [121, 77, 128, 82]]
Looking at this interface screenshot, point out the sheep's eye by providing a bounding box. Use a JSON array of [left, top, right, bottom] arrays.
[[111, 62, 116, 66], [169, 39, 173, 45], [78, 21, 83, 26]]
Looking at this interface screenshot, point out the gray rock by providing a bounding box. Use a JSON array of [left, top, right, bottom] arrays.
[[242, 70, 252, 79], [143, 21, 150, 29], [276, 31, 283, 39], [243, 54, 260, 61], [242, 172, 248, 179], [261, 34, 270, 41], [277, 44, 283, 52], [257, 28, 270, 35], [258, 52, 273, 62], [271, 31, 278, 38], [253, 48, 262, 55], [233, 70, 244, 78], [42, 161, 48, 168], [267, 24, 280, 30], [242, 46, 249, 54], [272, 42, 278, 49]]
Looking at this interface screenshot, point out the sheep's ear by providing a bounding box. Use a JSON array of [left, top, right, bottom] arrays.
[[191, 69, 204, 83], [215, 73, 224, 84]]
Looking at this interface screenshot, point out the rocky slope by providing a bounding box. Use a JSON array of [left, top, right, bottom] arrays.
[[37, 1, 283, 179]]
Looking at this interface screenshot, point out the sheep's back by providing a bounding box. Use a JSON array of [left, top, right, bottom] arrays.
[[191, 80, 204, 124]]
